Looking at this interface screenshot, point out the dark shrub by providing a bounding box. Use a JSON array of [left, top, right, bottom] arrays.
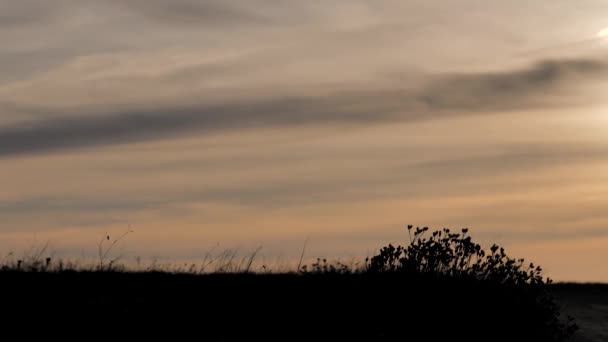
[[366, 225, 578, 341]]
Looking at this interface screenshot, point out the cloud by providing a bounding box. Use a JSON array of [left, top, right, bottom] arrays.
[[0, 97, 390, 157], [0, 57, 606, 158], [0, 0, 321, 38], [3, 141, 608, 223], [0, 196, 163, 216], [417, 58, 608, 111], [411, 143, 608, 178], [110, 0, 274, 27], [0, 1, 59, 29]]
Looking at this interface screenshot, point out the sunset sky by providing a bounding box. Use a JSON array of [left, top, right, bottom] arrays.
[[2, 1, 608, 281]]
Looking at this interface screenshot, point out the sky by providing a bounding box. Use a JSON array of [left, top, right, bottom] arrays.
[[1, 0, 608, 281]]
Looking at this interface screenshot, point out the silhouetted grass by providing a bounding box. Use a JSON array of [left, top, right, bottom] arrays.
[[0, 226, 584, 341]]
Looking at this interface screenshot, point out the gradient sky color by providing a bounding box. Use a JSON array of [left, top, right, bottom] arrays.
[[2, 0, 608, 281]]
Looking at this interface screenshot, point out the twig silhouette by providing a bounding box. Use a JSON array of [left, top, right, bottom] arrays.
[[297, 238, 309, 272], [97, 229, 134, 270], [245, 246, 263, 273]]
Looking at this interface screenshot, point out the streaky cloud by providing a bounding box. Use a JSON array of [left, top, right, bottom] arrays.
[[4, 142, 608, 217], [417, 58, 608, 110], [0, 57, 606, 158], [111, 0, 274, 27]]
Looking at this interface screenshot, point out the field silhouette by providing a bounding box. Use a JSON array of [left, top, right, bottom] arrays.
[[0, 226, 599, 341]]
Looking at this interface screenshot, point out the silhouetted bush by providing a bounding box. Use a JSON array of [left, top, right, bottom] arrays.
[[366, 225, 578, 341]]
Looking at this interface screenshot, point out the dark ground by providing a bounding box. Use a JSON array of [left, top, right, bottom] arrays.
[[0, 271, 603, 341], [551, 284, 608, 342]]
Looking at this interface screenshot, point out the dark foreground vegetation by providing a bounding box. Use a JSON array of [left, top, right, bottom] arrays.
[[0, 227, 583, 341]]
